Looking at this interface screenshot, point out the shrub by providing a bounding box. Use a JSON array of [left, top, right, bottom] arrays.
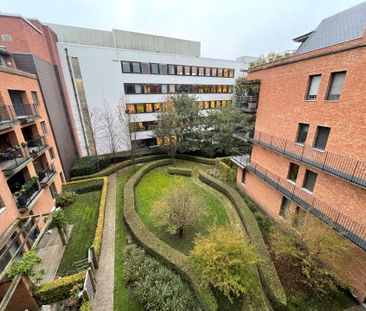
[[55, 191, 77, 207], [124, 245, 200, 311], [93, 177, 108, 257], [33, 271, 86, 305], [80, 300, 92, 311], [198, 171, 287, 309], [167, 167, 192, 176], [70, 156, 113, 177], [7, 250, 42, 279], [63, 179, 103, 194]]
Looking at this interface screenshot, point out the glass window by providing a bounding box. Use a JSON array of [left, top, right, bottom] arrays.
[[127, 104, 136, 113], [222, 100, 227, 107], [198, 67, 204, 76], [159, 64, 168, 75], [296, 123, 309, 144], [228, 85, 233, 93], [49, 147, 55, 159], [205, 67, 211, 76], [150, 63, 159, 74], [31, 91, 39, 105], [211, 68, 217, 76], [306, 75, 321, 100], [144, 84, 151, 94], [168, 65, 176, 75], [40, 121, 47, 135], [279, 197, 291, 218], [177, 65, 183, 75], [222, 85, 228, 93], [217, 68, 223, 77], [141, 63, 150, 74], [223, 69, 229, 77], [198, 85, 204, 93], [192, 85, 199, 93], [327, 71, 346, 100], [210, 85, 216, 93], [135, 84, 142, 94], [184, 66, 191, 75], [161, 84, 168, 94], [125, 84, 134, 94], [169, 85, 175, 93], [216, 85, 222, 93], [137, 104, 144, 113], [191, 66, 197, 76], [229, 69, 234, 77], [153, 103, 160, 112], [287, 163, 299, 182], [50, 182, 57, 199], [204, 101, 209, 109], [313, 126, 330, 150], [210, 101, 215, 109], [122, 61, 131, 73], [132, 62, 141, 73], [198, 101, 204, 110], [204, 85, 210, 93], [151, 85, 160, 94], [302, 170, 317, 192], [145, 104, 153, 113]]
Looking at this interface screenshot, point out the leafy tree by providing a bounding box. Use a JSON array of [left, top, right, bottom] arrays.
[[7, 250, 42, 279], [190, 226, 261, 302], [153, 184, 204, 238], [233, 76, 260, 104], [50, 210, 69, 245]]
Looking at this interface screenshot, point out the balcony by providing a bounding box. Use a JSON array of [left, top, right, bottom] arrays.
[[27, 136, 48, 157], [235, 96, 258, 113], [13, 103, 39, 123], [238, 130, 366, 189], [37, 166, 57, 187], [0, 105, 16, 130], [14, 177, 42, 212], [235, 158, 366, 251], [0, 148, 32, 176]]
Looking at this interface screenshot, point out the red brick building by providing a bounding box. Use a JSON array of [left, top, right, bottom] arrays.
[[0, 47, 63, 310], [233, 3, 366, 302]]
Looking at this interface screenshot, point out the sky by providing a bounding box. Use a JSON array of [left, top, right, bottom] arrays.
[[0, 0, 364, 60]]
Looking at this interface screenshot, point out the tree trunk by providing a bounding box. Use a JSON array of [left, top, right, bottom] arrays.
[[178, 227, 184, 238]]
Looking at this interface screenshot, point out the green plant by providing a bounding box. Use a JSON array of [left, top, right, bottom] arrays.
[[50, 210, 68, 231], [167, 166, 192, 176], [71, 156, 113, 177], [7, 250, 42, 279], [63, 179, 103, 194], [80, 300, 92, 311], [124, 244, 200, 311], [56, 191, 77, 207]]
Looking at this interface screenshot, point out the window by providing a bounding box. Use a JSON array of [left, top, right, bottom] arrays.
[[228, 85, 233, 93], [306, 75, 321, 100], [184, 66, 190, 75], [211, 68, 217, 76], [127, 104, 136, 113], [144, 84, 151, 94], [161, 84, 168, 94], [169, 84, 175, 93], [125, 84, 134, 94], [132, 62, 141, 73], [287, 163, 299, 182], [223, 69, 229, 77], [216, 85, 222, 93], [1, 34, 12, 42], [50, 182, 57, 199], [241, 169, 247, 184], [198, 67, 204, 76], [168, 65, 176, 75], [122, 61, 131, 73], [49, 147, 55, 159], [191, 66, 197, 76], [136, 104, 144, 113], [204, 101, 209, 109], [210, 85, 216, 93], [205, 67, 211, 76], [327, 71, 346, 100], [229, 69, 234, 77], [217, 68, 223, 77], [151, 85, 160, 94], [302, 170, 317, 192], [159, 64, 168, 75], [210, 101, 215, 109], [279, 197, 291, 218], [153, 103, 160, 112], [313, 126, 330, 150], [293, 206, 307, 228], [141, 63, 150, 74], [150, 63, 159, 74], [177, 65, 183, 75], [135, 84, 142, 94], [40, 121, 47, 135], [31, 91, 39, 105], [222, 85, 228, 93], [295, 123, 309, 144], [145, 104, 152, 113]]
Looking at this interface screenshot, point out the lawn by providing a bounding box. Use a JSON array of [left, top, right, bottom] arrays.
[[57, 191, 100, 276], [135, 160, 229, 255], [114, 166, 142, 311]]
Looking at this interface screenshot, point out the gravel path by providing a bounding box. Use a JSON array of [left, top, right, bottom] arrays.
[[92, 174, 116, 311]]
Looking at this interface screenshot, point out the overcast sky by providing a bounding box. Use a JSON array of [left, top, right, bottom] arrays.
[[0, 0, 364, 59]]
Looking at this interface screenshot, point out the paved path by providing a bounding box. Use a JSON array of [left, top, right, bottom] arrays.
[[92, 174, 116, 311]]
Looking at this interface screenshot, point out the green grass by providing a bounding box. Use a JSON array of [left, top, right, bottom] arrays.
[[135, 161, 229, 255], [114, 166, 142, 311], [57, 191, 100, 276]]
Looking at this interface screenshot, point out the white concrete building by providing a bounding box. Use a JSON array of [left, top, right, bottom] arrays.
[[49, 24, 247, 156]]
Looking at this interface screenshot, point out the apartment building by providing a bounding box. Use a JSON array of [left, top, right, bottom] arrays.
[[233, 2, 366, 302], [47, 23, 245, 156], [0, 47, 63, 310], [0, 14, 80, 179]]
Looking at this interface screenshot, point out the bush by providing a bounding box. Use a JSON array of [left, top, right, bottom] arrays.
[[124, 244, 200, 311], [93, 177, 108, 257], [33, 271, 86, 305], [80, 300, 92, 311], [123, 159, 218, 311], [63, 179, 103, 194], [55, 192, 77, 207], [71, 156, 112, 177], [175, 154, 216, 165], [198, 171, 287, 309], [167, 167, 192, 176]]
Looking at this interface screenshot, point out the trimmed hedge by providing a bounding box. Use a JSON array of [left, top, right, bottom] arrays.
[[198, 171, 287, 309], [175, 154, 216, 165], [93, 177, 108, 257], [33, 271, 86, 305], [123, 159, 218, 311], [63, 179, 103, 194], [168, 167, 192, 176]]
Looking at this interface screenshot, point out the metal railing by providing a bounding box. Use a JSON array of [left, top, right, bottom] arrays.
[[13, 103, 39, 119], [38, 165, 56, 185], [15, 180, 41, 210], [248, 130, 366, 188], [0, 105, 13, 123], [241, 160, 366, 251], [27, 136, 47, 154], [0, 149, 30, 173]]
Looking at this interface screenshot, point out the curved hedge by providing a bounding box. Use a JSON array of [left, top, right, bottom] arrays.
[[198, 170, 287, 309], [123, 159, 218, 311], [175, 154, 216, 165], [168, 167, 192, 176]]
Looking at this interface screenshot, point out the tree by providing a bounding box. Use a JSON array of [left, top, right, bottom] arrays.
[[190, 226, 261, 302], [101, 100, 120, 160], [233, 77, 260, 105], [87, 107, 103, 171], [153, 184, 204, 238], [50, 210, 68, 246]]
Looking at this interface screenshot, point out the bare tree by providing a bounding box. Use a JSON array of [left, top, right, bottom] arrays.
[[87, 107, 103, 171], [101, 98, 120, 161]]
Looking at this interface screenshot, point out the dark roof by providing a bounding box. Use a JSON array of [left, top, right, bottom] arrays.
[[296, 1, 366, 54]]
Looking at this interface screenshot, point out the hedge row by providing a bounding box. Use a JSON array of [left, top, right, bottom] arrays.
[[33, 271, 86, 305], [123, 159, 218, 311], [198, 170, 287, 309], [63, 179, 103, 194], [93, 177, 108, 257], [168, 167, 192, 176], [175, 154, 216, 165]]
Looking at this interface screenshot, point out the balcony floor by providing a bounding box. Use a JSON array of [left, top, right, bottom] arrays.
[[0, 156, 30, 173]]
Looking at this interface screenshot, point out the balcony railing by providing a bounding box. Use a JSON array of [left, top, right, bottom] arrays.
[[15, 178, 42, 211], [235, 96, 258, 113], [0, 149, 31, 175], [27, 136, 47, 155], [37, 166, 56, 186], [238, 159, 366, 250], [13, 103, 39, 120], [245, 130, 366, 189]]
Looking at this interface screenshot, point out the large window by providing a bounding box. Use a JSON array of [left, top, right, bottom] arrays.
[[279, 196, 291, 218], [287, 163, 299, 182], [184, 66, 190, 75], [306, 75, 321, 100], [168, 64, 176, 75], [327, 71, 346, 101], [131, 62, 141, 73], [135, 84, 142, 94], [302, 170, 317, 192], [191, 66, 197, 76], [141, 63, 150, 74], [121, 61, 131, 73], [150, 63, 159, 74], [313, 126, 330, 150], [295, 123, 309, 144], [177, 65, 183, 75]]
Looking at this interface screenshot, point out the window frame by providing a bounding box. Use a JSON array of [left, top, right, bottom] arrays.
[[121, 61, 131, 73], [287, 162, 299, 183], [313, 126, 331, 151], [150, 63, 159, 75], [302, 169, 318, 193], [305, 74, 321, 100], [295, 123, 309, 145], [326, 71, 346, 101]]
